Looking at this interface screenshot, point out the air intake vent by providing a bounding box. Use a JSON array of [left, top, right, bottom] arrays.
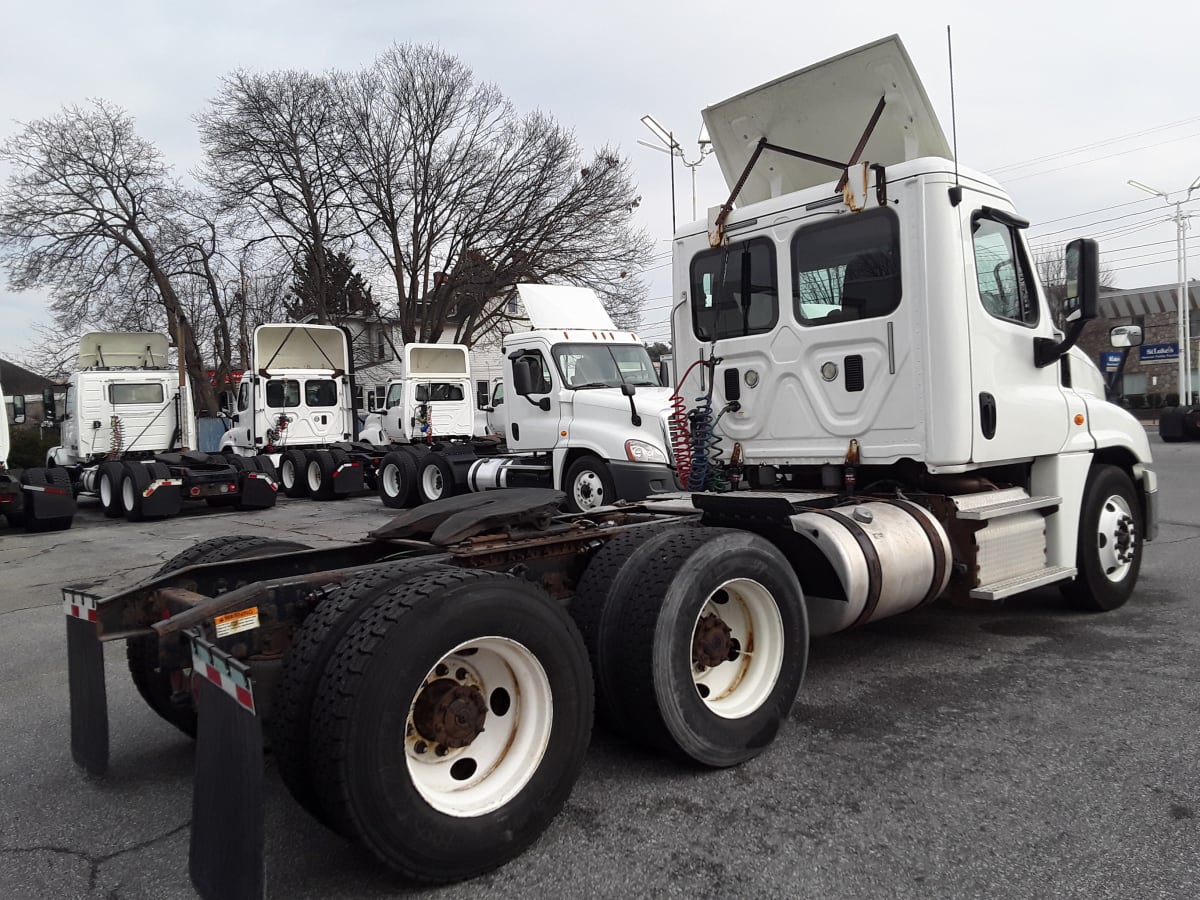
[[844, 355, 864, 392]]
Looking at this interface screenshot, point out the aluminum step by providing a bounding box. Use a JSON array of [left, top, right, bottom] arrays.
[[955, 493, 1062, 521], [969, 565, 1076, 601]]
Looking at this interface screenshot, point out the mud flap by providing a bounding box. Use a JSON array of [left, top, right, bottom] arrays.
[[237, 472, 278, 510], [188, 630, 264, 900], [64, 590, 109, 776], [143, 481, 184, 517], [27, 482, 77, 521], [332, 462, 364, 496]]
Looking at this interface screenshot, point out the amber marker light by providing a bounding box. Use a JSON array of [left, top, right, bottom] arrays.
[[1074, 414, 1085, 426]]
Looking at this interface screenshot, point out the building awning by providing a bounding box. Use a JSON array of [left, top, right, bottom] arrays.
[[1099, 282, 1200, 318]]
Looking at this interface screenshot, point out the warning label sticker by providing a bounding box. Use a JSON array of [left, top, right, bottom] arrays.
[[214, 607, 260, 638]]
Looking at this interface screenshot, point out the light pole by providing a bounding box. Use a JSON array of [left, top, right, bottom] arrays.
[[1129, 175, 1200, 404], [639, 116, 713, 232]]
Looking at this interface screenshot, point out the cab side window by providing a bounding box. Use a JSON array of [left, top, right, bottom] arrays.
[[690, 237, 778, 341], [513, 351, 553, 393], [972, 217, 1039, 326], [236, 382, 250, 412]]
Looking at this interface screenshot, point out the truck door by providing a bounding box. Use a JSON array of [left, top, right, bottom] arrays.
[[505, 349, 561, 450], [966, 208, 1069, 462], [383, 381, 405, 440]]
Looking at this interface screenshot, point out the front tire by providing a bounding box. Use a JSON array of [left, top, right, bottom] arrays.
[[563, 454, 616, 513], [1062, 464, 1143, 612], [308, 568, 592, 882]]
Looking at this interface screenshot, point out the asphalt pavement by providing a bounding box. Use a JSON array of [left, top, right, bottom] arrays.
[[1, 436, 1197, 900]]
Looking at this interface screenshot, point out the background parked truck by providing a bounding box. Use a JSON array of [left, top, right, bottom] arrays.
[[62, 35, 1155, 900], [41, 332, 278, 527]]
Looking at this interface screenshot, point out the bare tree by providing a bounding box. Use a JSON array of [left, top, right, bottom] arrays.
[[198, 70, 353, 326], [1035, 244, 1116, 329], [337, 44, 651, 345], [0, 100, 220, 412]]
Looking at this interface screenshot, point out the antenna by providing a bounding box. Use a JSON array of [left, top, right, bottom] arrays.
[[946, 25, 962, 206]]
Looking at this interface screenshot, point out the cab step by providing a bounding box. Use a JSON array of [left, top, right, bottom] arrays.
[[953, 488, 1061, 521], [969, 565, 1076, 601]]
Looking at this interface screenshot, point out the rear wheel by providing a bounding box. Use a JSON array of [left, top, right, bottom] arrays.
[[1062, 464, 1143, 612], [378, 449, 419, 509], [280, 449, 309, 498], [269, 560, 452, 826], [416, 453, 457, 504], [577, 525, 806, 767], [127, 535, 311, 737], [306, 449, 338, 500], [308, 568, 592, 882], [97, 460, 126, 517]]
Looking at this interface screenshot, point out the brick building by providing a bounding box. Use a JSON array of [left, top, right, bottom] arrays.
[[1078, 282, 1200, 407]]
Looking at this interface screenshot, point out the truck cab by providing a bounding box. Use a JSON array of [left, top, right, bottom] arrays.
[[220, 324, 356, 455], [360, 343, 476, 445], [501, 283, 678, 503], [669, 35, 1155, 611]]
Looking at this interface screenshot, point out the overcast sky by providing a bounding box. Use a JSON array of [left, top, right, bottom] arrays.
[[1, 0, 1197, 362]]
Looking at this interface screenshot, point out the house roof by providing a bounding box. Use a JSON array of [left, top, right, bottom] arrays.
[[1, 358, 57, 395]]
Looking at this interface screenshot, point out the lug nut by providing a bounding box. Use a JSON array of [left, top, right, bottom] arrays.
[[414, 741, 427, 755]]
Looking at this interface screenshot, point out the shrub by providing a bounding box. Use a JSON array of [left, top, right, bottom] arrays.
[[1146, 393, 1165, 409], [1125, 393, 1146, 409], [1165, 392, 1180, 407], [6, 426, 61, 469]]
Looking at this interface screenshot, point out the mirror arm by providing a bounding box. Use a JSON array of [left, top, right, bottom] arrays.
[[1033, 318, 1089, 368]]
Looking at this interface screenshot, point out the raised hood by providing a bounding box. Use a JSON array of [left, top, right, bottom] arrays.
[[516, 284, 617, 331], [253, 324, 350, 373], [77, 332, 170, 369], [702, 35, 951, 205], [404, 343, 470, 379]]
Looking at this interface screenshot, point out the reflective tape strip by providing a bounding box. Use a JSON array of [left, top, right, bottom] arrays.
[[333, 462, 360, 478], [145, 477, 183, 497], [245, 472, 278, 488], [190, 637, 256, 715], [23, 484, 71, 496], [62, 588, 100, 622]]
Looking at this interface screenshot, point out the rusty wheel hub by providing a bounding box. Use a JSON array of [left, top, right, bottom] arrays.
[[693, 612, 735, 670], [412, 678, 488, 748]]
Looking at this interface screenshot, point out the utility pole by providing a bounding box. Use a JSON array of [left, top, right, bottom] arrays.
[[1129, 176, 1200, 403]]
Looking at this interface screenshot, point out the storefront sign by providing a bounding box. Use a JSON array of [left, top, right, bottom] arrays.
[[1139, 343, 1179, 364], [1100, 351, 1123, 372]]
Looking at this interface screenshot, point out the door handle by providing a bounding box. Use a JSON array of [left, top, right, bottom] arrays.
[[979, 392, 997, 440]]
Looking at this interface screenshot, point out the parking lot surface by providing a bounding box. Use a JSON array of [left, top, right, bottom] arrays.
[[1, 436, 1198, 899]]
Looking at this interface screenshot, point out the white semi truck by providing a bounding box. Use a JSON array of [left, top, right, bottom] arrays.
[[41, 332, 278, 526], [62, 36, 1155, 899], [370, 284, 679, 513]]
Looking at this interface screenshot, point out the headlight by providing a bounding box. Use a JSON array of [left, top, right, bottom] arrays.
[[625, 439, 668, 464]]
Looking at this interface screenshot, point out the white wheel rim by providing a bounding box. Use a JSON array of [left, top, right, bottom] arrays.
[[122, 475, 134, 511], [1096, 493, 1137, 582], [689, 578, 785, 719], [383, 463, 401, 498], [405, 636, 552, 817], [100, 473, 113, 507], [422, 465, 444, 499], [307, 460, 322, 491], [572, 469, 604, 510], [281, 459, 295, 489]]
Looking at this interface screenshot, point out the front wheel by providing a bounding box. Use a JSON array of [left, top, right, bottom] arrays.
[[563, 455, 615, 513], [1062, 464, 1143, 612], [308, 568, 592, 882]]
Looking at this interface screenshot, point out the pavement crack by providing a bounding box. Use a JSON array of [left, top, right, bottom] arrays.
[[0, 819, 190, 892]]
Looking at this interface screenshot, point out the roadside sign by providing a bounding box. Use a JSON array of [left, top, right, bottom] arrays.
[[1139, 343, 1179, 365], [1100, 351, 1123, 373]]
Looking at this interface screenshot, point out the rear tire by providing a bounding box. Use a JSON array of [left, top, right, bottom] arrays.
[[308, 568, 592, 882], [1061, 464, 1143, 612], [97, 460, 126, 517], [305, 450, 339, 500], [416, 452, 457, 504], [121, 461, 156, 521], [127, 535, 311, 737], [269, 560, 453, 826], [580, 525, 806, 767], [280, 449, 309, 498], [377, 449, 419, 509]]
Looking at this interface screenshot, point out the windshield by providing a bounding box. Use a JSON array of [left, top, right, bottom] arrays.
[[552, 343, 659, 388]]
